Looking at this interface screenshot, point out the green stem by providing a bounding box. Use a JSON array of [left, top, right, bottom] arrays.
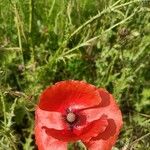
[[69, 0, 139, 39], [13, 3, 24, 65], [0, 92, 7, 126], [29, 0, 33, 33], [65, 8, 138, 55]]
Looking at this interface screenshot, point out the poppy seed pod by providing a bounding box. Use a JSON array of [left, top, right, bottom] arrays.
[[35, 80, 123, 150]]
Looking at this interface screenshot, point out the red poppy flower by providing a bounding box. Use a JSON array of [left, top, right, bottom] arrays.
[[35, 80, 123, 150]]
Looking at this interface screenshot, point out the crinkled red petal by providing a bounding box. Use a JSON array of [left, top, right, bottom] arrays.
[[77, 116, 108, 142], [44, 117, 108, 142], [35, 118, 67, 150], [81, 88, 122, 124], [83, 89, 123, 150], [35, 106, 66, 130], [84, 120, 120, 150], [38, 80, 101, 112]]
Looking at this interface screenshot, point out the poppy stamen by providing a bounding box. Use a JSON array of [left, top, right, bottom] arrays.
[[66, 112, 76, 123]]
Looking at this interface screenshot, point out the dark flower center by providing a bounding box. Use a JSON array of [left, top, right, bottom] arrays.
[[66, 112, 76, 123]]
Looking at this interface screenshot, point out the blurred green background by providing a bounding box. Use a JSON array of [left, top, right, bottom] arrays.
[[0, 0, 150, 149]]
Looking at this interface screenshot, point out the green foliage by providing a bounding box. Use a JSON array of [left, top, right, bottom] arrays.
[[0, 0, 150, 149]]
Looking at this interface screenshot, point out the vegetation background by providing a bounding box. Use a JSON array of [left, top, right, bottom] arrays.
[[0, 0, 150, 149]]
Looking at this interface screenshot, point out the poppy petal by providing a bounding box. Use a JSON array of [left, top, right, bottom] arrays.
[[44, 116, 108, 142], [84, 119, 120, 150], [35, 124, 67, 150], [35, 106, 65, 130], [78, 116, 108, 141], [81, 88, 122, 125], [83, 89, 123, 150], [39, 80, 101, 112]]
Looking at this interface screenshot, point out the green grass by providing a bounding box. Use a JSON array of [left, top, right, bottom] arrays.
[[0, 0, 150, 149]]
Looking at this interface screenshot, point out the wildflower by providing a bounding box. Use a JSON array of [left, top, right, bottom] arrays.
[[35, 80, 123, 150]]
